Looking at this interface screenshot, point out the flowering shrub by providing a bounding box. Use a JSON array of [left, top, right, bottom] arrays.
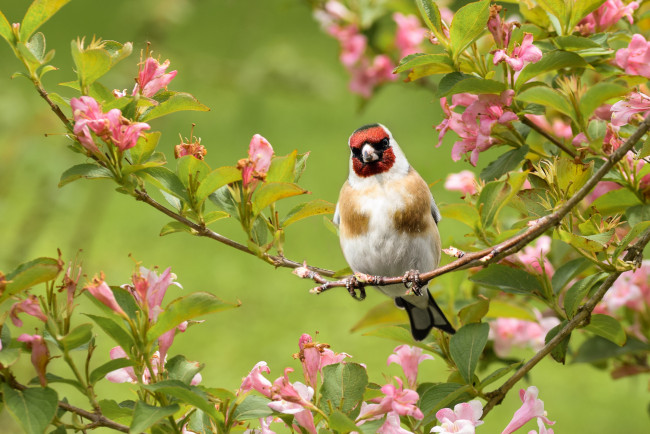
[[2, 0, 650, 432]]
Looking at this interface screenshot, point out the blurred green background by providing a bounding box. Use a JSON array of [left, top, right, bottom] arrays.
[[0, 0, 648, 432]]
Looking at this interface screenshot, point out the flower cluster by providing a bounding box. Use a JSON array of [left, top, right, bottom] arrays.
[[577, 0, 639, 35], [489, 312, 560, 358], [616, 33, 650, 78]]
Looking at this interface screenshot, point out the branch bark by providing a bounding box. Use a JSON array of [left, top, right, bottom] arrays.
[[521, 116, 577, 158]]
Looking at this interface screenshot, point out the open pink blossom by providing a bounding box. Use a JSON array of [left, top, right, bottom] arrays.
[[238, 134, 274, 189], [84, 274, 126, 316], [240, 361, 273, 398], [129, 266, 181, 322], [597, 260, 650, 313], [328, 24, 366, 68], [295, 334, 351, 388], [17, 334, 50, 386], [359, 377, 423, 420], [134, 57, 177, 97], [611, 92, 650, 126], [515, 235, 554, 277], [444, 171, 477, 195], [387, 344, 434, 389], [393, 12, 427, 57], [268, 368, 317, 434], [376, 411, 412, 434], [9, 295, 47, 327], [502, 386, 554, 434], [348, 54, 397, 98], [489, 313, 560, 358], [432, 400, 483, 433], [616, 34, 650, 77], [493, 33, 542, 72], [577, 0, 638, 35], [106, 347, 201, 385]]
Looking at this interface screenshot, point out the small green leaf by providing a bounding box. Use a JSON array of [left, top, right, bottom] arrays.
[[252, 182, 308, 216], [485, 300, 536, 320], [478, 172, 528, 228], [147, 292, 239, 342], [0, 11, 12, 45], [232, 395, 273, 421], [448, 0, 491, 61], [129, 131, 161, 164], [585, 314, 626, 346], [479, 362, 522, 389], [160, 221, 195, 237], [516, 86, 576, 121], [195, 166, 241, 206], [545, 321, 570, 364], [458, 298, 489, 325], [142, 167, 189, 202], [121, 152, 166, 177], [329, 410, 359, 433], [59, 164, 113, 187], [573, 336, 650, 364], [90, 358, 135, 385], [436, 72, 505, 98], [319, 363, 368, 415], [515, 51, 587, 88], [1, 257, 61, 303], [407, 61, 456, 81], [551, 258, 591, 294], [60, 323, 93, 351], [591, 188, 643, 216], [563, 273, 608, 318], [480, 145, 529, 182], [142, 380, 219, 420], [394, 53, 454, 74], [166, 355, 204, 385], [470, 264, 542, 295], [627, 204, 650, 227], [557, 230, 608, 253], [557, 158, 593, 196], [84, 313, 134, 353], [204, 210, 229, 224], [613, 221, 650, 260], [579, 83, 628, 119], [130, 401, 179, 434], [98, 399, 133, 425], [281, 199, 335, 227], [350, 300, 408, 332], [419, 383, 472, 426], [20, 0, 72, 41], [440, 203, 480, 229], [415, 0, 446, 45], [0, 348, 20, 367], [2, 384, 58, 434], [140, 91, 210, 122], [176, 155, 211, 190], [449, 323, 489, 384], [267, 151, 298, 183]]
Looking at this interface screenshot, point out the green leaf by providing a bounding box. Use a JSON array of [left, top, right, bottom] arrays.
[[554, 35, 602, 51], [614, 221, 650, 260], [579, 83, 628, 119], [0, 348, 20, 367], [29, 373, 84, 394], [90, 358, 134, 385], [20, 0, 72, 41], [591, 188, 643, 216], [2, 384, 58, 434], [281, 199, 335, 227], [586, 314, 626, 346], [557, 158, 593, 196], [130, 401, 179, 434], [59, 164, 113, 187], [204, 210, 229, 224], [407, 61, 456, 81], [569, 0, 607, 30], [573, 336, 650, 364], [147, 292, 239, 342], [449, 323, 489, 384], [545, 321, 570, 364], [485, 300, 536, 320], [59, 323, 93, 351], [436, 72, 505, 98], [415, 0, 446, 45], [195, 166, 241, 206], [267, 151, 298, 183], [142, 380, 219, 420], [477, 172, 528, 228], [166, 355, 203, 385], [121, 153, 167, 177], [140, 91, 210, 122], [515, 51, 587, 88], [142, 167, 188, 202], [458, 298, 489, 325], [480, 146, 529, 182], [1, 257, 61, 303], [448, 0, 490, 61], [160, 221, 195, 236], [98, 399, 133, 425], [551, 258, 591, 294], [419, 383, 472, 425], [232, 395, 273, 421], [470, 264, 542, 295], [626, 204, 650, 227], [84, 313, 134, 353], [319, 363, 368, 415], [252, 182, 308, 216], [440, 203, 480, 229], [516, 86, 575, 120], [557, 229, 608, 253], [71, 40, 132, 88], [329, 410, 359, 433], [394, 53, 454, 74], [350, 300, 408, 332], [176, 155, 211, 190], [129, 131, 161, 165], [0, 11, 12, 45]]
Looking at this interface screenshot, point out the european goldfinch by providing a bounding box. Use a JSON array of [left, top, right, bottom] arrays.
[[334, 123, 455, 340]]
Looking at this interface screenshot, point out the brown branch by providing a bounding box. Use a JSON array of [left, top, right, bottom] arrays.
[[133, 189, 336, 277], [33, 81, 73, 131], [521, 116, 577, 158], [297, 113, 650, 293], [481, 227, 650, 417]]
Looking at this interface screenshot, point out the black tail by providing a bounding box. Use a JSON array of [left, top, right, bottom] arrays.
[[395, 292, 455, 341]]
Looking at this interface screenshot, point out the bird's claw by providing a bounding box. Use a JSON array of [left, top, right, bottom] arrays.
[[345, 276, 366, 301], [402, 269, 424, 296]]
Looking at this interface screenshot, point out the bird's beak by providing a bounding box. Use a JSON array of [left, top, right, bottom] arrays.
[[361, 143, 379, 163]]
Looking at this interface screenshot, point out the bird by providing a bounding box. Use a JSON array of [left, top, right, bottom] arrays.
[[333, 123, 455, 340]]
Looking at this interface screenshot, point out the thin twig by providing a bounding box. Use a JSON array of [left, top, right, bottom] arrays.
[[297, 114, 650, 292], [521, 116, 577, 158], [481, 227, 650, 417], [34, 81, 73, 131]]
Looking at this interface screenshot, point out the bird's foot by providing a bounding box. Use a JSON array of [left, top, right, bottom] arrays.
[[402, 269, 424, 296], [345, 276, 366, 301]]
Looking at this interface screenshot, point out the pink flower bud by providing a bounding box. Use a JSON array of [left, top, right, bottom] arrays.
[[502, 386, 555, 434], [239, 134, 274, 189], [84, 274, 127, 317], [134, 57, 177, 98], [9, 295, 47, 327], [17, 334, 50, 386]]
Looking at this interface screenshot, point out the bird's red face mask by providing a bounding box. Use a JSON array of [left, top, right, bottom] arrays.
[[348, 125, 396, 177]]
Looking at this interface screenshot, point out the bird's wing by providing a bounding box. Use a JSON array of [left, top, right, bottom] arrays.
[[430, 193, 442, 224], [333, 202, 340, 226]]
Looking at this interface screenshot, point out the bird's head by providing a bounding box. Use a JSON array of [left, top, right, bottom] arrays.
[[348, 123, 407, 178]]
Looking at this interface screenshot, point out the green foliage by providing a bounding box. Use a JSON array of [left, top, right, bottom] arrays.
[[449, 323, 489, 384], [320, 362, 368, 416], [130, 401, 180, 434], [1, 256, 61, 303], [585, 314, 626, 346], [1, 384, 59, 434], [448, 0, 490, 62], [437, 72, 505, 98], [470, 264, 542, 295]]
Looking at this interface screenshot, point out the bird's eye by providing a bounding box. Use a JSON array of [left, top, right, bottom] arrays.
[[351, 147, 362, 158], [377, 137, 390, 150]]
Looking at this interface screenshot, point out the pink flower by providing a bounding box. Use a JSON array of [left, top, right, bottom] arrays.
[[238, 134, 274, 189], [9, 295, 47, 327], [240, 361, 273, 398], [104, 108, 151, 151], [393, 12, 427, 57], [587, 181, 622, 203], [515, 235, 554, 277], [387, 345, 434, 389], [17, 334, 50, 386], [572, 132, 588, 148], [174, 142, 207, 160], [502, 386, 554, 434], [129, 266, 181, 322], [487, 4, 518, 49], [493, 33, 542, 72], [328, 24, 367, 68], [598, 260, 650, 313], [295, 334, 350, 388], [528, 417, 555, 434], [577, 0, 639, 35], [616, 34, 650, 78], [105, 346, 138, 383], [551, 119, 572, 140], [359, 377, 423, 420], [489, 313, 560, 358], [268, 368, 317, 434], [444, 171, 477, 196], [349, 54, 397, 98], [432, 400, 484, 434], [158, 320, 188, 362], [377, 412, 412, 434], [611, 92, 650, 126], [84, 274, 127, 317], [134, 57, 177, 98]]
